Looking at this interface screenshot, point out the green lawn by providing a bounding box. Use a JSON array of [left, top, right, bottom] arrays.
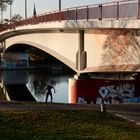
[[0, 110, 139, 140]]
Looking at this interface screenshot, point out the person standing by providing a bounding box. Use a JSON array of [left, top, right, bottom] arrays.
[[45, 81, 56, 103]]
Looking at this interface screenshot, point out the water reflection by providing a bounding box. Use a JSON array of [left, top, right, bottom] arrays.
[[0, 70, 74, 103]]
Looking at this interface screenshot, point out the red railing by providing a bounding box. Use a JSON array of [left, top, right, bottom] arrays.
[[1, 0, 140, 31]]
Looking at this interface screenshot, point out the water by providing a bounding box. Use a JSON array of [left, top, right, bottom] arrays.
[[0, 70, 74, 103]]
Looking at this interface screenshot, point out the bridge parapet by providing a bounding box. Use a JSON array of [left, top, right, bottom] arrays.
[[0, 0, 140, 32]]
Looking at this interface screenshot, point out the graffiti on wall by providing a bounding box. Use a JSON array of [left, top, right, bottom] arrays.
[[98, 83, 135, 104]]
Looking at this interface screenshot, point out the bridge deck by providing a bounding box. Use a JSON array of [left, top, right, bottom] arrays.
[[1, 0, 140, 32]]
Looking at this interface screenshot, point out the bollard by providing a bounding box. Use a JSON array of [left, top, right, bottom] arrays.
[[100, 103, 106, 113], [100, 99, 106, 113]]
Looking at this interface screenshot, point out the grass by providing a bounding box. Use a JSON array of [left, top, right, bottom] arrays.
[[0, 110, 139, 140]]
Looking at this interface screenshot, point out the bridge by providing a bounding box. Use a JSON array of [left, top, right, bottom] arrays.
[[0, 0, 140, 73], [0, 0, 140, 103]]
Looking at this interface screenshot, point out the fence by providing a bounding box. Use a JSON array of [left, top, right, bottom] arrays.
[[2, 0, 140, 31]]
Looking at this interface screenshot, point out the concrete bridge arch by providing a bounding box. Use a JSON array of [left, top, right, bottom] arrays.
[[3, 30, 79, 72]]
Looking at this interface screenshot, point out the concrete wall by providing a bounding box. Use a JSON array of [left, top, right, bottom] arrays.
[[84, 29, 140, 72]]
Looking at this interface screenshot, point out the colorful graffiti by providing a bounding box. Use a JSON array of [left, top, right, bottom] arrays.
[[98, 83, 135, 104], [76, 79, 137, 104]]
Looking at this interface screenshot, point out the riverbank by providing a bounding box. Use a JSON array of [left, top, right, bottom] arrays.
[[0, 102, 140, 140], [0, 63, 75, 74]]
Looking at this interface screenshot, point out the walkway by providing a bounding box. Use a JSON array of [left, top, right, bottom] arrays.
[[0, 102, 100, 111], [0, 102, 139, 125], [107, 104, 140, 125]]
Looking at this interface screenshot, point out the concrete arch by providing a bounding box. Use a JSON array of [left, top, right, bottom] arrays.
[[3, 30, 79, 71], [5, 41, 77, 72]]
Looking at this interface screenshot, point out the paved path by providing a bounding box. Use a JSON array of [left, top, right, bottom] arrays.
[[107, 104, 140, 125], [0, 102, 140, 125], [0, 102, 100, 111]]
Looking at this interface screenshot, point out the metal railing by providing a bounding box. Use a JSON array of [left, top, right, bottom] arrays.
[[1, 0, 140, 31]]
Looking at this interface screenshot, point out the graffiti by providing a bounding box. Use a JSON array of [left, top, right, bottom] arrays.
[[98, 83, 135, 103], [76, 79, 137, 104], [99, 86, 109, 98]]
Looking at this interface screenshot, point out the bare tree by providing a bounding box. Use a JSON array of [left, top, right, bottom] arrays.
[[0, 2, 7, 23], [11, 14, 22, 22], [0, 0, 13, 24], [0, 0, 13, 6]]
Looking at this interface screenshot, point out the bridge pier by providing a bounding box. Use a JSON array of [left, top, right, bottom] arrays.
[[68, 74, 91, 104], [69, 78, 78, 104], [0, 41, 5, 53], [76, 30, 87, 70], [69, 30, 88, 104]]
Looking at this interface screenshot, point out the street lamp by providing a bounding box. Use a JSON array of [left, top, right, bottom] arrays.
[[7, 0, 13, 22], [25, 0, 27, 19], [59, 0, 61, 11], [9, 2, 12, 21]]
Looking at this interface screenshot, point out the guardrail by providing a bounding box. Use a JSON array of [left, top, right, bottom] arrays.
[[1, 0, 140, 31]]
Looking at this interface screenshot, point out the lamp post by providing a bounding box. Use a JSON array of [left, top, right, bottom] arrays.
[[0, 4, 3, 24], [9, 2, 12, 21], [8, 0, 13, 22], [59, 0, 61, 11], [25, 0, 27, 19]]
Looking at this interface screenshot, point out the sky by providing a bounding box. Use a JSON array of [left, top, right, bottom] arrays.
[[3, 0, 115, 19]]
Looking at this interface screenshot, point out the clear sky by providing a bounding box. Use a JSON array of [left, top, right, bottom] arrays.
[[3, 0, 115, 19]]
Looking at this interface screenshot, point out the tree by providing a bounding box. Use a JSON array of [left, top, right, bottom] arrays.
[[0, 2, 7, 23], [0, 0, 13, 7], [9, 14, 22, 23], [0, 0, 13, 24]]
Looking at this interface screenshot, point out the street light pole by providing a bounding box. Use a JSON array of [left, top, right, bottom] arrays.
[[9, 1, 12, 22], [59, 0, 61, 11], [25, 0, 27, 19], [0, 2, 2, 24]]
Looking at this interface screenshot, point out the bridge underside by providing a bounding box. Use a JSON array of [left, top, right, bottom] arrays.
[[2, 44, 75, 73], [1, 27, 140, 73]]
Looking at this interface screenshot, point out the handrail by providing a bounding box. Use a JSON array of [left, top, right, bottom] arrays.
[[1, 0, 139, 31]]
